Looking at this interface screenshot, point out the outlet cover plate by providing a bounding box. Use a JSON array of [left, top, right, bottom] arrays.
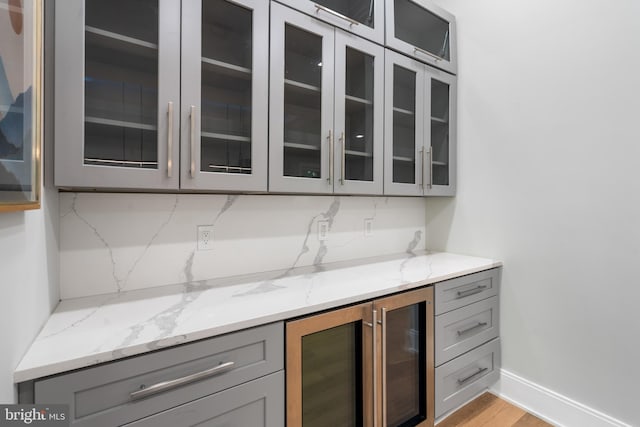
[[364, 218, 374, 237], [318, 220, 329, 241], [197, 225, 214, 251]]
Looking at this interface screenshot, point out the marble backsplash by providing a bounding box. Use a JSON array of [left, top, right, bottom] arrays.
[[59, 193, 427, 299]]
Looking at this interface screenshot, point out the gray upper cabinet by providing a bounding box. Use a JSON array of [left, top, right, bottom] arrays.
[[384, 50, 457, 196], [55, 0, 181, 190], [180, 0, 269, 192], [424, 66, 456, 196], [384, 51, 425, 196], [54, 0, 268, 192], [270, 4, 384, 195], [385, 0, 457, 75], [333, 30, 384, 195], [275, 0, 385, 45], [269, 3, 335, 194]]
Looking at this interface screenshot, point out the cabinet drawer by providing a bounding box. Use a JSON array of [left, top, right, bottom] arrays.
[[124, 371, 284, 427], [435, 268, 500, 315], [435, 296, 499, 366], [435, 338, 501, 418], [35, 322, 283, 427]]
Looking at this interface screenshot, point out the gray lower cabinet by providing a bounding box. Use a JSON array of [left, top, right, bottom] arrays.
[[434, 268, 501, 419], [435, 338, 501, 417], [32, 322, 283, 427], [435, 296, 499, 366], [124, 371, 284, 427]]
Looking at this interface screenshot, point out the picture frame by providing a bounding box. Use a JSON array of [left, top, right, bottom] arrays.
[[0, 0, 42, 212]]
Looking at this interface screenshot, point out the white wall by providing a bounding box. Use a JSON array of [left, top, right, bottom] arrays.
[[427, 0, 640, 425], [0, 186, 58, 403], [59, 193, 426, 298]]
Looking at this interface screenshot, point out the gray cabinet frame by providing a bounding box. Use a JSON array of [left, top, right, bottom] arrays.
[[54, 0, 181, 190], [269, 2, 336, 194], [384, 50, 457, 196], [424, 66, 457, 196], [333, 29, 385, 195], [384, 50, 426, 196], [180, 0, 269, 192]]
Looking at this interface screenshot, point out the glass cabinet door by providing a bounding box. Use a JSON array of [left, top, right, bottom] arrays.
[[385, 0, 457, 74], [277, 0, 384, 44], [269, 3, 335, 193], [286, 302, 374, 427], [374, 287, 434, 427], [180, 0, 268, 191], [384, 51, 425, 196], [54, 0, 181, 189], [425, 68, 456, 196], [333, 30, 384, 195]]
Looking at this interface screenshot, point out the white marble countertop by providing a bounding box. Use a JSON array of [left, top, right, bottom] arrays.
[[14, 251, 502, 383]]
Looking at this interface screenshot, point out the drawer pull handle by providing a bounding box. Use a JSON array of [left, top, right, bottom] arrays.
[[456, 285, 487, 298], [457, 367, 488, 385], [130, 361, 235, 401], [457, 322, 488, 336]]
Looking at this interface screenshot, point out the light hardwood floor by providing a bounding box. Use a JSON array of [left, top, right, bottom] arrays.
[[437, 392, 553, 427]]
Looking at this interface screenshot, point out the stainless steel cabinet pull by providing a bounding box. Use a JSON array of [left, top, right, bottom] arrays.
[[328, 130, 334, 185], [130, 361, 235, 401], [456, 285, 487, 298], [167, 102, 173, 178], [372, 309, 377, 427], [414, 46, 443, 62], [380, 308, 387, 427], [427, 147, 433, 189], [340, 132, 345, 185], [190, 105, 197, 178], [457, 322, 488, 336], [457, 367, 488, 385], [314, 4, 360, 27], [419, 147, 425, 188]]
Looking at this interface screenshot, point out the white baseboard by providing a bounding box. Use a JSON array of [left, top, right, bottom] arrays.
[[490, 369, 632, 427]]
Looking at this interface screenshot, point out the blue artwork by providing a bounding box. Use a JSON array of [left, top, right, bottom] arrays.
[[0, 0, 40, 206], [0, 56, 30, 161]]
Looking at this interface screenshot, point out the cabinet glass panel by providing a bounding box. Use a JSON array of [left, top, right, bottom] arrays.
[[344, 47, 374, 182], [314, 0, 375, 28], [302, 323, 363, 427], [391, 65, 416, 184], [394, 0, 450, 61], [84, 0, 159, 169], [283, 25, 323, 179], [431, 79, 449, 186], [201, 0, 253, 175], [385, 303, 427, 427]]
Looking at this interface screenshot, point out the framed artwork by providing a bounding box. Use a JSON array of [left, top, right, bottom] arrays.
[[0, 0, 42, 212]]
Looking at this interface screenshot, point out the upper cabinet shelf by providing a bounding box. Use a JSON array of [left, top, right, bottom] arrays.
[[385, 0, 458, 74]]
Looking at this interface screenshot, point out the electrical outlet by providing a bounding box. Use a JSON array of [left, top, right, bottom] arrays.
[[318, 220, 329, 241], [364, 218, 374, 237], [197, 225, 214, 251]]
